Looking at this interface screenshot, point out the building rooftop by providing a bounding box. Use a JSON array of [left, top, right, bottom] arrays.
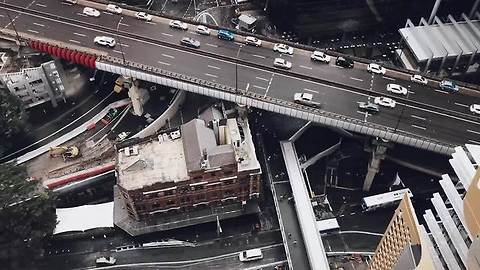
[[117, 135, 189, 190]]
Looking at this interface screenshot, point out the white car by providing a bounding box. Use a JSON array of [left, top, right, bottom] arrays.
[[64, 0, 77, 4], [367, 63, 386, 75], [239, 249, 263, 262], [94, 36, 116, 47], [96, 256, 116, 266], [410, 74, 428, 85], [170, 20, 188, 30], [196, 25, 210, 35], [374, 96, 396, 108], [273, 58, 292, 69], [294, 92, 321, 108], [83, 7, 100, 17], [470, 104, 480, 115], [245, 36, 261, 47], [310, 51, 330, 63], [135, 12, 152, 21], [273, 43, 294, 55], [386, 83, 408, 95], [106, 4, 122, 14]]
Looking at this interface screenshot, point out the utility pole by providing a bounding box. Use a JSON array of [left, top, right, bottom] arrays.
[[116, 16, 126, 65], [235, 44, 243, 94], [5, 11, 21, 44]]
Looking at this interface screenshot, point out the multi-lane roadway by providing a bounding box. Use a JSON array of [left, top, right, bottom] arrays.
[[1, 0, 480, 146]]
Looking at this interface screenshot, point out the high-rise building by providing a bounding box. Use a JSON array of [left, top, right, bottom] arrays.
[[369, 145, 480, 270]]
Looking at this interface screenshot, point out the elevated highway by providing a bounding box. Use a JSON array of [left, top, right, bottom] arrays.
[[1, 0, 480, 154]]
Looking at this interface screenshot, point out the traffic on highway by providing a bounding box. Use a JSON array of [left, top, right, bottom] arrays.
[[1, 0, 480, 146]]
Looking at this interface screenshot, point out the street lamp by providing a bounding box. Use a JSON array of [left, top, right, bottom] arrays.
[[116, 16, 126, 65], [5, 10, 21, 43], [235, 44, 244, 94]]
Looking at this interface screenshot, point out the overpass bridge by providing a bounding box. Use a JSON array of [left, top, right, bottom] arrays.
[[1, 0, 480, 155]]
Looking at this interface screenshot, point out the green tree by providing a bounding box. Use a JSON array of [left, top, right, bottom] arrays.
[[0, 163, 56, 269], [0, 89, 28, 157]]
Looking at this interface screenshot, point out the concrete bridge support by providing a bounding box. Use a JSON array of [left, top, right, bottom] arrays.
[[127, 79, 150, 116], [363, 139, 390, 191]]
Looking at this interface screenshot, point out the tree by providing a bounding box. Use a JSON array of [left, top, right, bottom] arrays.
[[0, 163, 57, 269], [0, 89, 28, 158]]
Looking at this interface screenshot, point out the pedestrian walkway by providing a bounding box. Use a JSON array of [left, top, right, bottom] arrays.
[[280, 141, 329, 270]]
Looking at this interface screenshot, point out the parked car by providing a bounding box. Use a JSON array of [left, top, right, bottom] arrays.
[[294, 92, 321, 108], [169, 20, 188, 30], [311, 51, 330, 63], [94, 36, 116, 47], [217, 29, 234, 41], [196, 25, 210, 35], [367, 63, 386, 75], [106, 4, 122, 14], [439, 80, 459, 93], [245, 36, 261, 47], [135, 12, 152, 21], [63, 0, 77, 4], [273, 58, 292, 69], [83, 7, 100, 17], [238, 249, 263, 262], [374, 97, 396, 108], [273, 43, 294, 55], [358, 101, 379, 113], [180, 37, 200, 48], [387, 83, 408, 95], [335, 56, 354, 68], [470, 104, 480, 115], [410, 74, 428, 85]]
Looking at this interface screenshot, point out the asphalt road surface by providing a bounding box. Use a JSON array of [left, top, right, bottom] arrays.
[[1, 0, 480, 146]]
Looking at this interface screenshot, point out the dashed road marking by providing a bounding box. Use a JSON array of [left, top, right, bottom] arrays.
[[68, 39, 81, 44], [382, 76, 395, 81], [157, 61, 170, 66], [73, 32, 86, 37], [411, 115, 426, 120], [208, 65, 220, 70], [350, 77, 363, 82], [303, 88, 318, 94], [161, 33, 173, 37], [253, 85, 266, 90], [411, 124, 426, 130], [454, 102, 469, 108], [161, 54, 175, 59], [467, 129, 480, 135], [33, 23, 45, 27], [468, 139, 480, 144], [27, 29, 39, 34], [206, 43, 218, 48], [435, 89, 449, 94], [299, 65, 312, 70], [36, 3, 47, 7], [252, 54, 266, 59], [255, 76, 269, 82], [119, 23, 130, 27], [205, 73, 218, 78], [120, 44, 129, 47], [145, 21, 157, 25]]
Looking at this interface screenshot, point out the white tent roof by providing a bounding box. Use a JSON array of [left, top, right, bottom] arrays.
[[54, 202, 114, 234]]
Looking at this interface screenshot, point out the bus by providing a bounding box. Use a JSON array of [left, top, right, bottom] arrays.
[[361, 188, 413, 211], [317, 218, 340, 233]]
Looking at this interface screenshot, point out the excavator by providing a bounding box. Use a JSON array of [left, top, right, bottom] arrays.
[[49, 145, 80, 161]]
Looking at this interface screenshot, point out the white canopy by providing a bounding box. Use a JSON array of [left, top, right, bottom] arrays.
[[54, 202, 114, 234]]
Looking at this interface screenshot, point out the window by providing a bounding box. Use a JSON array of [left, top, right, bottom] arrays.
[[166, 200, 176, 206], [164, 190, 174, 196]]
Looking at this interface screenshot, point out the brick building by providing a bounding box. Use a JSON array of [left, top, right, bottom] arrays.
[[114, 105, 261, 234]]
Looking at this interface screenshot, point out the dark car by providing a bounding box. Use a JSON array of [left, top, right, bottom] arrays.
[[439, 80, 459, 93], [180, 37, 200, 48], [358, 101, 379, 113], [335, 56, 354, 68]]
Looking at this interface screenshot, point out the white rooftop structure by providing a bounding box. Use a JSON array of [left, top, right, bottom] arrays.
[[117, 134, 189, 190], [54, 202, 114, 234]]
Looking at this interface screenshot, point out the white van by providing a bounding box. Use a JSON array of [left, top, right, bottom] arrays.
[[238, 248, 263, 262]]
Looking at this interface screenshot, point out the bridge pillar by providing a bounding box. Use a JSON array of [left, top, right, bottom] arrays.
[[362, 138, 390, 191], [127, 79, 150, 116]]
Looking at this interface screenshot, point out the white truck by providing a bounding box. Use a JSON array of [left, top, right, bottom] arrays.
[[293, 93, 321, 108]]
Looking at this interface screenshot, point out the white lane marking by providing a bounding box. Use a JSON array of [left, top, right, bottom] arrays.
[[382, 76, 395, 81], [120, 44, 129, 47], [76, 13, 88, 17], [68, 39, 81, 44], [408, 91, 415, 94], [27, 29, 39, 34], [252, 54, 266, 59], [411, 124, 426, 130], [264, 73, 275, 97], [303, 88, 318, 94], [119, 23, 130, 27], [253, 85, 266, 90], [0, 14, 4, 18], [33, 22, 45, 27], [454, 102, 469, 108], [73, 32, 86, 37], [206, 43, 218, 48], [157, 61, 170, 66], [468, 139, 480, 144], [145, 21, 157, 25], [350, 77, 363, 82], [467, 129, 480, 135], [334, 65, 344, 69], [299, 65, 312, 70], [161, 54, 175, 59], [102, 11, 113, 15], [161, 33, 173, 37], [246, 83, 250, 91], [113, 50, 123, 54], [208, 65, 220, 70], [435, 89, 449, 94], [36, 3, 47, 7], [411, 115, 426, 121], [255, 76, 269, 82], [205, 73, 218, 78], [234, 42, 243, 46]]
